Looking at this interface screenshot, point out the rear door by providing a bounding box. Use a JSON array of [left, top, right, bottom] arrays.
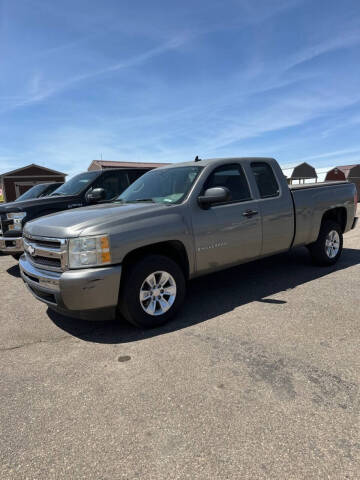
[[248, 161, 294, 255], [192, 163, 262, 274]]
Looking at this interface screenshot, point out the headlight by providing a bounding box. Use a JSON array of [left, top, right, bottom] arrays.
[[68, 235, 111, 269], [7, 212, 26, 230]]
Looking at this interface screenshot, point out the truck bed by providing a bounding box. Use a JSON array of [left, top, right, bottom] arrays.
[[289, 181, 348, 190], [289, 180, 355, 248]]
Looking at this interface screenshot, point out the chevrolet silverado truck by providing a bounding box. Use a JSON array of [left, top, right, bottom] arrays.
[[19, 157, 358, 328], [0, 167, 152, 258]]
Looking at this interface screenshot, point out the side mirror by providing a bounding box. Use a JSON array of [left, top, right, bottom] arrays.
[[86, 187, 106, 203], [198, 187, 230, 208]]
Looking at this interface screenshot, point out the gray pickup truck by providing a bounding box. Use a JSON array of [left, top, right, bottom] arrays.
[[19, 157, 358, 328]]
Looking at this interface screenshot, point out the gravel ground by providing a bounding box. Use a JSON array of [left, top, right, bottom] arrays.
[[0, 227, 359, 479]]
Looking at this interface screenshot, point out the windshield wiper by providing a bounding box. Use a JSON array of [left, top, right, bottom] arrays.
[[129, 198, 155, 203]]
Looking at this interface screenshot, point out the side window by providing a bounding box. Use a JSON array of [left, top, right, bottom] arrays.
[[128, 169, 148, 183], [251, 162, 280, 198], [92, 172, 129, 200], [204, 164, 251, 203], [42, 184, 59, 196], [114, 171, 132, 194]]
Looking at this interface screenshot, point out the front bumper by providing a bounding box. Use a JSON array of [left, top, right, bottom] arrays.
[[19, 255, 122, 321], [0, 236, 24, 254], [351, 217, 358, 230]]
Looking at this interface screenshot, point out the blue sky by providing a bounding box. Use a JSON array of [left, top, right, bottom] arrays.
[[1, 0, 360, 177]]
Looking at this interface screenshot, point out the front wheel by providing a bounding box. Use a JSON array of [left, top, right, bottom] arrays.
[[119, 255, 186, 328], [308, 220, 343, 266]]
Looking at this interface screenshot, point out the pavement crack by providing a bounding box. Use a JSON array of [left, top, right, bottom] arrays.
[[0, 335, 72, 353]]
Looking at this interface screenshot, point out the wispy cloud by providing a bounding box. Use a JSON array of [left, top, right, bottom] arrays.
[[1, 35, 190, 113], [284, 28, 360, 72], [180, 89, 360, 154], [229, 0, 303, 25], [295, 148, 360, 163], [0, 0, 306, 114]]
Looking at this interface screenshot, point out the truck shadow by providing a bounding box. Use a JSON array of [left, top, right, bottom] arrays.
[[6, 264, 21, 278], [48, 246, 360, 344]]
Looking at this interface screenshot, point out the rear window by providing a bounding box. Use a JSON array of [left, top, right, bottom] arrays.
[[204, 164, 251, 203], [251, 162, 279, 198], [128, 170, 148, 183]]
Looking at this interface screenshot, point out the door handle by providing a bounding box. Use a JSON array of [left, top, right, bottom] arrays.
[[243, 210, 259, 218]]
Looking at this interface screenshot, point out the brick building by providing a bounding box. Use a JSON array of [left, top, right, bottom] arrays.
[[0, 164, 66, 202]]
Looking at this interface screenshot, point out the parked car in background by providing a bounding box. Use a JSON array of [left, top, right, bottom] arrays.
[[20, 157, 358, 328], [14, 182, 63, 202], [0, 167, 152, 258]]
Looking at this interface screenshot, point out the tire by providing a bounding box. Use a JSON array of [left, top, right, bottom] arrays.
[[308, 220, 343, 266], [119, 254, 186, 328]]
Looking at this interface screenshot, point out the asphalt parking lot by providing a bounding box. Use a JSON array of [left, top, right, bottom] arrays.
[[0, 228, 359, 479]]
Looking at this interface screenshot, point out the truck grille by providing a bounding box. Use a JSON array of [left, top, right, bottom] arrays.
[[23, 234, 68, 272], [0, 214, 18, 236], [32, 238, 62, 249], [0, 214, 9, 235], [31, 255, 62, 269]]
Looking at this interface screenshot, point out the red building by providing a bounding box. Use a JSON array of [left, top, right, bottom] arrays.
[[325, 165, 360, 195], [0, 164, 66, 202]]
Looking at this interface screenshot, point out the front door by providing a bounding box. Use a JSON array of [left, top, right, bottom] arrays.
[[192, 163, 262, 274]]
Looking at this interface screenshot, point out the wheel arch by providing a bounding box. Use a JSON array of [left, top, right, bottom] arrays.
[[121, 240, 190, 280], [321, 207, 347, 233]]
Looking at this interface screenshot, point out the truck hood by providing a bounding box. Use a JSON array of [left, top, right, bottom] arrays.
[[0, 195, 77, 214], [24, 202, 168, 238]]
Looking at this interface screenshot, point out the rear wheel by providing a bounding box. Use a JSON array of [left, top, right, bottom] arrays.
[[308, 220, 343, 266], [119, 255, 186, 328]]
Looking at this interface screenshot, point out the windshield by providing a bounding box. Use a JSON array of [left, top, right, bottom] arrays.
[[117, 166, 202, 205], [50, 171, 99, 196], [15, 184, 47, 201], [39, 183, 62, 196]]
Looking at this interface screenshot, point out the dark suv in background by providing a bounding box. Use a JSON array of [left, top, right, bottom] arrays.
[[0, 167, 151, 258]]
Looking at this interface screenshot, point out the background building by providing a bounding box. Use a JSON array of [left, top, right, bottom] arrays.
[[281, 162, 318, 184], [0, 164, 66, 202], [88, 160, 169, 171], [325, 165, 360, 195]]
